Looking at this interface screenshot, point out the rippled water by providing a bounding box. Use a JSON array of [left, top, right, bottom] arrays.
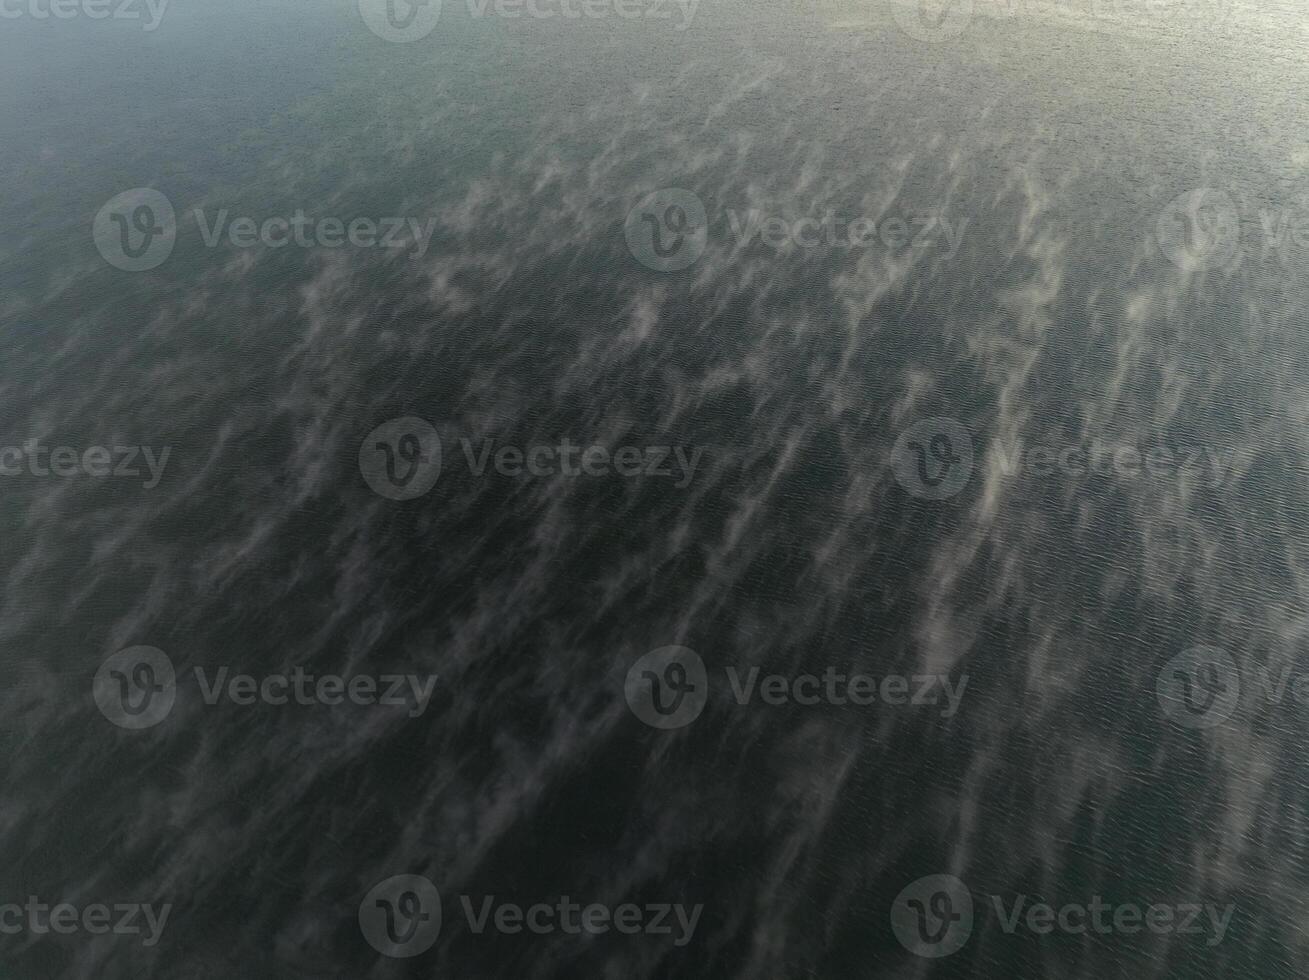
[[2, 0, 1309, 977]]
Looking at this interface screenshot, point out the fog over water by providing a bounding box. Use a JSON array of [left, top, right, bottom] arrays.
[[2, 0, 1308, 977]]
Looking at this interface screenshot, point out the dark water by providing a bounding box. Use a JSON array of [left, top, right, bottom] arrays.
[[2, 0, 1309, 977]]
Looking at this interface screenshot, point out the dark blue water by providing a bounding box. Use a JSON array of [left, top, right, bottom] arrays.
[[2, 1, 1308, 977]]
